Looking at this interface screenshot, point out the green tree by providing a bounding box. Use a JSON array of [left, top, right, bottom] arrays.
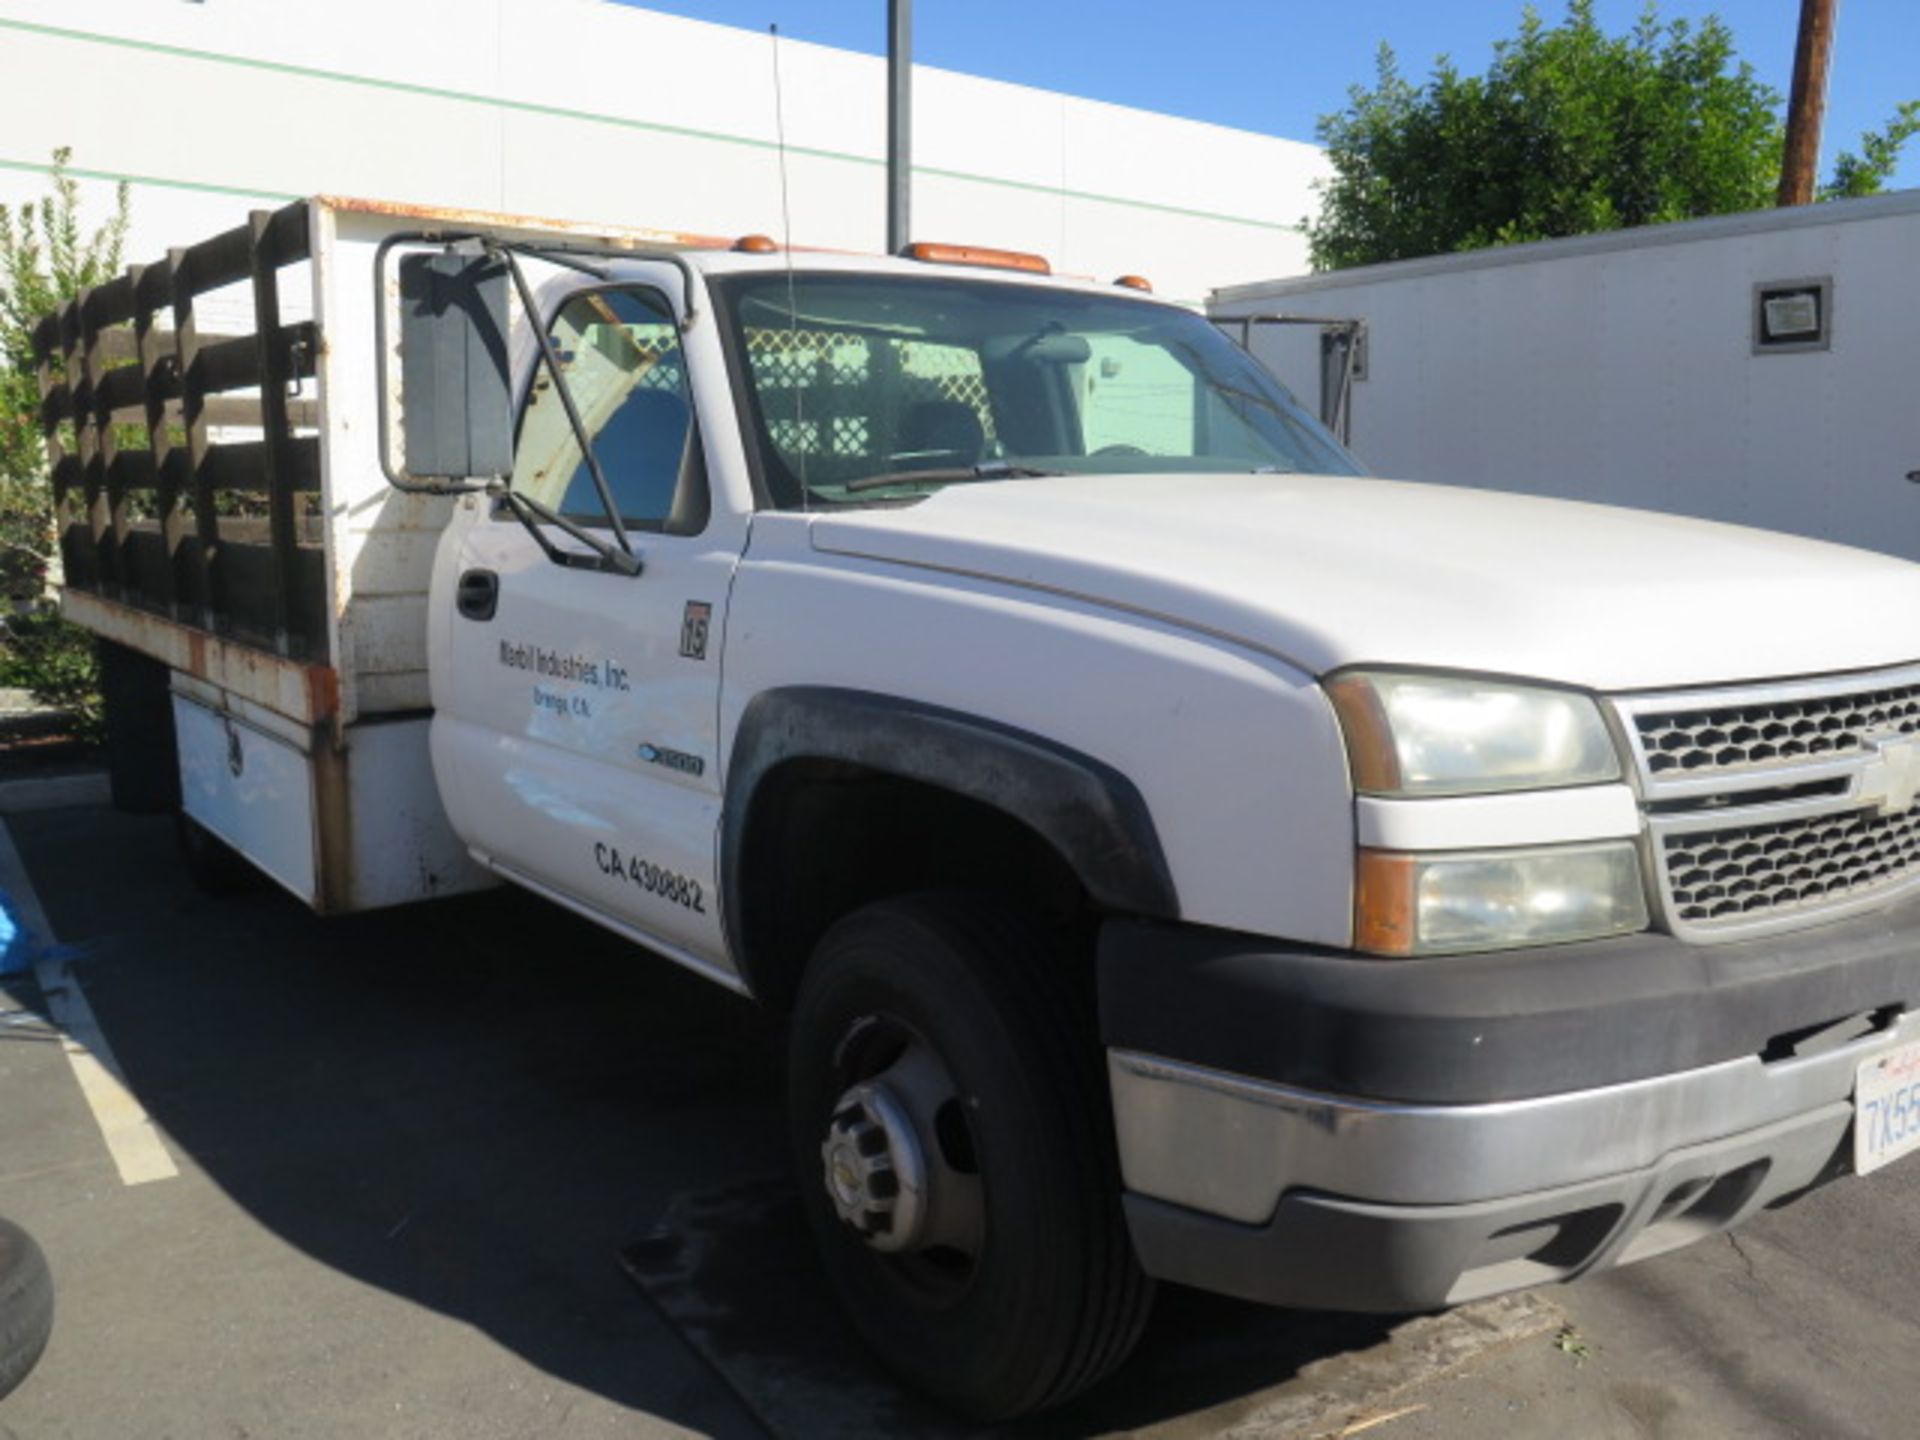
[[1308, 2, 1913, 270], [0, 147, 130, 592], [1824, 100, 1920, 200], [0, 149, 129, 737]]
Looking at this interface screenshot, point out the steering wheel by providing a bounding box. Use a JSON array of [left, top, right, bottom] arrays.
[[1090, 444, 1150, 458]]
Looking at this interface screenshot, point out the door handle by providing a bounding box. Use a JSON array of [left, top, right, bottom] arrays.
[[456, 568, 499, 622]]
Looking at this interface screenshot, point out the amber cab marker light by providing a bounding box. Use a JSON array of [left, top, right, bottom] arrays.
[[905, 241, 1051, 275], [1114, 274, 1154, 293], [1354, 850, 1418, 957], [1324, 674, 1404, 794], [733, 234, 780, 254]]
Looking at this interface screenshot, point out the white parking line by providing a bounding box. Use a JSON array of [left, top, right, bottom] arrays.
[[0, 818, 178, 1187]]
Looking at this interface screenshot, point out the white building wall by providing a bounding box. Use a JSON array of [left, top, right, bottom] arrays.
[[0, 0, 1326, 304]]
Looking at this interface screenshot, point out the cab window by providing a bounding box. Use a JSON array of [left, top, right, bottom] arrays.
[[737, 326, 1000, 485], [1080, 333, 1196, 456], [510, 287, 708, 534], [713, 272, 1359, 509]]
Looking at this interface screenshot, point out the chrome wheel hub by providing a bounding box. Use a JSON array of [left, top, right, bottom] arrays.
[[818, 1032, 986, 1266], [821, 1081, 927, 1252]]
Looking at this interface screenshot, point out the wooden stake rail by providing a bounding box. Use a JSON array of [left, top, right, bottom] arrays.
[[32, 200, 325, 660]]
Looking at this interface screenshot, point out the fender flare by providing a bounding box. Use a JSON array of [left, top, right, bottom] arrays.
[[722, 687, 1179, 979]]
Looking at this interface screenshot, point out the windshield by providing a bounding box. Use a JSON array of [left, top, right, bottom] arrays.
[[710, 271, 1362, 508]]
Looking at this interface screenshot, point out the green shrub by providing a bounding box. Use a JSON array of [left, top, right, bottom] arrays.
[[0, 608, 102, 742]]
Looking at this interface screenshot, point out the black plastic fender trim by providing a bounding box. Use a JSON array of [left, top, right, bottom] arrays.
[[722, 687, 1178, 993]]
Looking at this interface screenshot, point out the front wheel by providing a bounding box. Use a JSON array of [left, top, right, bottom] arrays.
[[788, 894, 1154, 1420]]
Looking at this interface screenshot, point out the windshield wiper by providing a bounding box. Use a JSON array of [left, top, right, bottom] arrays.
[[843, 461, 1063, 494]]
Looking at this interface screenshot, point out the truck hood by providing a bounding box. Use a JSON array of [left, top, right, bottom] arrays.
[[808, 472, 1920, 692]]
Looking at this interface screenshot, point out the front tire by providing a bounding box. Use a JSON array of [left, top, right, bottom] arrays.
[[788, 894, 1154, 1420]]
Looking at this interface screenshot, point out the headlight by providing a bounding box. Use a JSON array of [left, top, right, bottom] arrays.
[[1356, 842, 1648, 956], [1326, 671, 1620, 796]]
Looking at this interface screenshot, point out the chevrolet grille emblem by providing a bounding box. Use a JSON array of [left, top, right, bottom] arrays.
[[1858, 737, 1920, 817]]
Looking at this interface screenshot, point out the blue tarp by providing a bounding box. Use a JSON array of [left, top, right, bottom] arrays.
[[0, 890, 30, 977]]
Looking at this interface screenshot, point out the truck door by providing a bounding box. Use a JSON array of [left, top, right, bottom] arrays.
[[430, 273, 738, 977]]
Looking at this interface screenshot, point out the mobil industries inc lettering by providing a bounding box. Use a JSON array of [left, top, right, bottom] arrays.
[[498, 640, 630, 691]]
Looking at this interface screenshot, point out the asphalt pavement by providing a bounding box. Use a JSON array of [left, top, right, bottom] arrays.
[[0, 803, 775, 1439], [0, 801, 1917, 1439]]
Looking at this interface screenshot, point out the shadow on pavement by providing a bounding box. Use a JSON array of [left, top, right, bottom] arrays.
[[9, 805, 1401, 1437], [624, 1178, 1397, 1439]]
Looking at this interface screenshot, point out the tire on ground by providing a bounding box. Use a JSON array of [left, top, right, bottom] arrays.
[[788, 892, 1155, 1420], [0, 1217, 53, 1402]]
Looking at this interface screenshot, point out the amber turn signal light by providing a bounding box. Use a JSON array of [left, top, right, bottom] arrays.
[[1324, 674, 1403, 793], [1353, 850, 1417, 957]]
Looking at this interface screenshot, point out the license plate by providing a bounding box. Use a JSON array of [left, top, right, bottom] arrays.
[[1855, 1038, 1920, 1175]]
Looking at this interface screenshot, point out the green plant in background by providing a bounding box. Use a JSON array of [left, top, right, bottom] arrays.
[[1309, 1, 1920, 270], [0, 148, 129, 735], [0, 611, 104, 741], [1823, 100, 1920, 200]]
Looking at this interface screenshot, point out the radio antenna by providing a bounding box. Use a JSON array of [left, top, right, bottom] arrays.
[[769, 23, 808, 506]]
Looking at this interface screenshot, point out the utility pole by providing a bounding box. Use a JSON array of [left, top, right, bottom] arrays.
[[1777, 0, 1837, 206], [888, 0, 911, 253]]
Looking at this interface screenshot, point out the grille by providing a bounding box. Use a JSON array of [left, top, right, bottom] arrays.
[[1660, 803, 1920, 926], [1633, 682, 1920, 778]]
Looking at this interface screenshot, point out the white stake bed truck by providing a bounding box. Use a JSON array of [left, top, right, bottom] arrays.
[[34, 196, 1920, 1419]]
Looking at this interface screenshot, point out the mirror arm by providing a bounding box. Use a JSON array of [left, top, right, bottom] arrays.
[[494, 488, 574, 568], [494, 486, 643, 577], [490, 242, 637, 561], [495, 243, 609, 281], [496, 241, 700, 328]]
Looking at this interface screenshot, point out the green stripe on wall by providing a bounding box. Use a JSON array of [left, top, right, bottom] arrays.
[[0, 154, 297, 203], [0, 153, 1213, 307], [0, 16, 1303, 234]]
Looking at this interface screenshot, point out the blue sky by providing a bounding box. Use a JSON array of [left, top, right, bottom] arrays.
[[619, 1, 1917, 189]]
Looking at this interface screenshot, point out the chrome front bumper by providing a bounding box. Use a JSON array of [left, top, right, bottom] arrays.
[[1110, 1008, 1919, 1311]]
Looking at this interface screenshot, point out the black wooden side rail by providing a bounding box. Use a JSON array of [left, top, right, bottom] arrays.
[[32, 200, 325, 659]]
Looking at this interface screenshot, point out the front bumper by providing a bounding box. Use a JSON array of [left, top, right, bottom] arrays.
[[1100, 898, 1920, 1311]]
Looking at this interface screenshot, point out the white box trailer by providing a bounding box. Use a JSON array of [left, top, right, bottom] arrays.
[[1208, 191, 1920, 560]]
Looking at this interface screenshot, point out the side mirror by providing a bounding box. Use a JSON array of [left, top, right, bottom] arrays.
[[382, 247, 513, 487]]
